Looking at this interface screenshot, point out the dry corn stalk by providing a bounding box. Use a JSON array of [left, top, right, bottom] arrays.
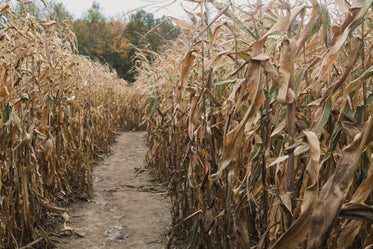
[[135, 0, 373, 248], [0, 2, 142, 248]]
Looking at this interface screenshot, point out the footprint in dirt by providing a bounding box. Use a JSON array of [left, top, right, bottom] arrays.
[[104, 225, 129, 241]]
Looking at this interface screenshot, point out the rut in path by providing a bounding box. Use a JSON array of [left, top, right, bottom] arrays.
[[55, 131, 171, 249]]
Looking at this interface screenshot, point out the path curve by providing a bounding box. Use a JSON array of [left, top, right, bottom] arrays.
[[56, 131, 170, 249]]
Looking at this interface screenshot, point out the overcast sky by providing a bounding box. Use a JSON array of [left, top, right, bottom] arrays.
[[62, 0, 190, 19], [61, 0, 249, 19]]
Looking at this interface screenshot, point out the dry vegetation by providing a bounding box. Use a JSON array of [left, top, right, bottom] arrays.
[[1, 0, 373, 248], [0, 2, 142, 248], [135, 0, 373, 248]]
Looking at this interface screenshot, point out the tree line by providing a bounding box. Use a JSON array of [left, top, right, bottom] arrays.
[[16, 1, 180, 82]]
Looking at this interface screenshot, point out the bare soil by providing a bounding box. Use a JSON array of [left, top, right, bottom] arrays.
[[54, 131, 171, 249]]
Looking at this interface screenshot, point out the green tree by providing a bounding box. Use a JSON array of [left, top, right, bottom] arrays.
[[85, 1, 105, 24], [71, 5, 179, 82], [72, 1, 107, 58], [122, 11, 180, 81], [72, 2, 129, 79], [49, 1, 73, 24]]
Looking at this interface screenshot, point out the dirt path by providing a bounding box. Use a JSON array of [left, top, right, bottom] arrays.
[[55, 131, 170, 249]]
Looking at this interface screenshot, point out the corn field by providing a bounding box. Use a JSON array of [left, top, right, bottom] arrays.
[[0, 2, 142, 248], [136, 0, 373, 248], [1, 0, 373, 248]]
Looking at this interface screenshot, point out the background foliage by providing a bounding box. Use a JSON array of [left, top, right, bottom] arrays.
[[16, 0, 179, 82], [71, 2, 179, 82]]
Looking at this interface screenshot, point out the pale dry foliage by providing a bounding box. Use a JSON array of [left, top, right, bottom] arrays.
[[0, 2, 142, 248], [136, 0, 373, 248]]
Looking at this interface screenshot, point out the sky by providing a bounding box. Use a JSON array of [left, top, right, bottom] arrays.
[[62, 0, 191, 19], [61, 0, 249, 19]]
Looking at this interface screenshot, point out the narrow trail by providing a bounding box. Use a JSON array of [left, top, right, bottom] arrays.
[[55, 131, 170, 249]]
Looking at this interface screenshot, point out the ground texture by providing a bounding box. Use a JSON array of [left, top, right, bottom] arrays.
[[55, 131, 170, 249]]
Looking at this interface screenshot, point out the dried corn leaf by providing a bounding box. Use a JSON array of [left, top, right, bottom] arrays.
[[271, 131, 321, 249], [180, 49, 197, 89], [307, 114, 373, 249], [170, 17, 200, 31], [212, 57, 265, 180]]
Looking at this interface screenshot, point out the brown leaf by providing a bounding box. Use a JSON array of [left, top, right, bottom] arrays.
[[307, 115, 373, 249], [170, 17, 200, 31], [316, 28, 350, 80], [0, 86, 9, 99], [280, 192, 293, 214], [278, 39, 296, 105], [206, 88, 221, 107], [303, 131, 320, 163], [296, 8, 321, 55], [270, 131, 321, 249], [337, 220, 362, 249], [0, 5, 9, 14], [265, 60, 295, 104], [322, 38, 362, 100], [188, 89, 205, 140], [269, 210, 312, 249], [316, 0, 372, 79], [339, 203, 373, 223], [336, 162, 373, 248], [145, 17, 168, 36], [180, 49, 197, 89], [339, 65, 373, 119], [267, 155, 289, 169], [261, 5, 306, 43], [44, 138, 53, 161], [211, 59, 264, 180], [335, 0, 350, 12]]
